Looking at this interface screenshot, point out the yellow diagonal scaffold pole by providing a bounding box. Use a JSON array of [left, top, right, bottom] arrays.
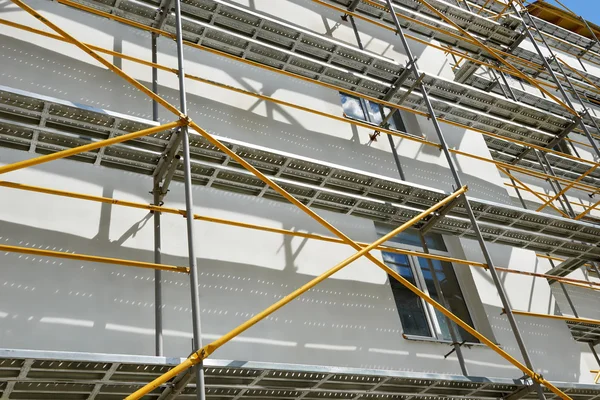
[[5, 2, 571, 398]]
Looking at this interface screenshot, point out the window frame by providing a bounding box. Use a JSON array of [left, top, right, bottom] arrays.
[[339, 93, 408, 135], [379, 231, 479, 344]]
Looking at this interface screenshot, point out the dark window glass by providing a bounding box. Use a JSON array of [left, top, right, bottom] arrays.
[[417, 258, 478, 343], [383, 252, 432, 337], [379, 227, 478, 343]]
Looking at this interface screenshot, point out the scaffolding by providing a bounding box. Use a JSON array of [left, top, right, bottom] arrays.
[[0, 0, 600, 399]]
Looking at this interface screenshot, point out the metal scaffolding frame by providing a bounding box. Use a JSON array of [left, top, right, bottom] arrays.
[[1, 0, 600, 398]]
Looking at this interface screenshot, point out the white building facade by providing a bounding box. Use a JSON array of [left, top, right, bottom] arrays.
[[0, 0, 599, 398]]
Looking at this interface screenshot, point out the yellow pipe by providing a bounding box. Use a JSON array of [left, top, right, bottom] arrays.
[[491, 3, 512, 21], [512, 309, 600, 326], [411, 0, 578, 116], [575, 197, 600, 220], [3, 3, 578, 394], [3, 180, 600, 291], [498, 167, 570, 218], [29, 2, 600, 172], [185, 121, 570, 399], [0, 121, 184, 175], [592, 369, 600, 384], [536, 165, 599, 212], [9, 0, 183, 118], [0, 244, 188, 273], [476, 0, 494, 15], [125, 186, 469, 399], [504, 182, 598, 214], [4, 17, 597, 197], [452, 149, 599, 193], [536, 253, 597, 271]]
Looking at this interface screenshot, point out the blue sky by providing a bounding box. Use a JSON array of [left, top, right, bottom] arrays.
[[544, 0, 599, 25]]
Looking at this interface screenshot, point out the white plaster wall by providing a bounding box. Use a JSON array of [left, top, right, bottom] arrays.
[[0, 148, 518, 378], [0, 0, 597, 385]]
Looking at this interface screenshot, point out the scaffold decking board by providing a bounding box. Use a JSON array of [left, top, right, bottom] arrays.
[[327, 0, 520, 54], [0, 348, 599, 399], [468, 0, 600, 67], [1, 85, 600, 260], [55, 0, 600, 147], [323, 0, 600, 117]]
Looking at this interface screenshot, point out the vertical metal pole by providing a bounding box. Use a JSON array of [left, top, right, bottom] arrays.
[[555, 272, 600, 366], [153, 184, 164, 356], [497, 68, 518, 101], [489, 69, 511, 100], [510, 177, 528, 209], [174, 0, 205, 398], [383, 2, 544, 396], [535, 150, 576, 218], [347, 13, 406, 180], [419, 233, 468, 376], [511, 3, 600, 160], [151, 32, 163, 357]]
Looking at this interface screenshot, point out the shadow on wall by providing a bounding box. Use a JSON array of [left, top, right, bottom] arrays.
[[1, 209, 577, 380], [0, 148, 583, 382], [552, 282, 600, 320], [457, 237, 583, 382], [0, 30, 510, 203]]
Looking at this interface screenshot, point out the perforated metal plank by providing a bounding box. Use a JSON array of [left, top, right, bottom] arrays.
[[566, 321, 600, 344], [469, 0, 600, 67], [529, 15, 600, 68], [2, 85, 600, 260], [320, 0, 600, 114], [325, 0, 520, 52], [466, 73, 600, 137], [488, 146, 600, 189], [0, 349, 599, 399], [57, 0, 588, 146]]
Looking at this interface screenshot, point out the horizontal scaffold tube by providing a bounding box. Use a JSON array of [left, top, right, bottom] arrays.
[[2, 180, 599, 291], [0, 244, 189, 273], [1, 19, 598, 197], [126, 187, 469, 399], [19, 1, 600, 165], [3, 3, 576, 397], [511, 309, 600, 326], [330, 0, 600, 117], [125, 184, 570, 400], [0, 120, 186, 175]]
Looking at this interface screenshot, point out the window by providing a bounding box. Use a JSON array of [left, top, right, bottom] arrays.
[[340, 93, 406, 132], [378, 225, 479, 343]]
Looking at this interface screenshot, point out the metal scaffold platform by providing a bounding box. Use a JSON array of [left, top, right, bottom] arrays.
[[1, 0, 600, 397], [2, 85, 600, 259], [0, 349, 599, 400], [469, 0, 600, 68], [52, 0, 600, 195]]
